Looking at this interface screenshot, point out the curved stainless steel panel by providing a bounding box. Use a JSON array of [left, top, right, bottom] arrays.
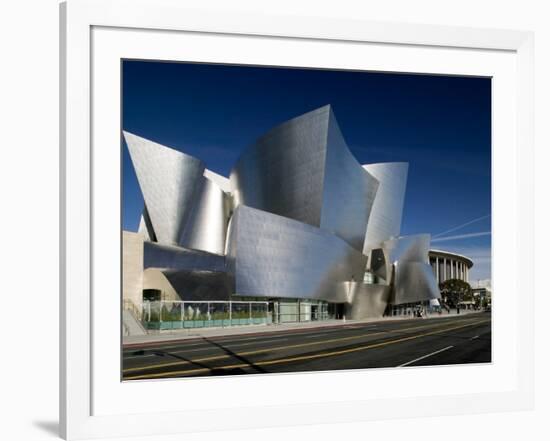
[[230, 106, 329, 227], [124, 131, 205, 246], [384, 234, 432, 265], [143, 241, 231, 301], [143, 241, 226, 273], [124, 132, 230, 254], [321, 110, 379, 250], [162, 270, 232, 301], [227, 205, 366, 303], [230, 105, 378, 251], [381, 234, 440, 305], [346, 283, 391, 319], [179, 177, 230, 255], [362, 162, 408, 255], [393, 262, 440, 304], [203, 168, 231, 193], [124, 109, 437, 317]]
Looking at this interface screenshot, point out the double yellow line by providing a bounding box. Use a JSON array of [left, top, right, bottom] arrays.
[[124, 320, 471, 373], [124, 318, 489, 380]]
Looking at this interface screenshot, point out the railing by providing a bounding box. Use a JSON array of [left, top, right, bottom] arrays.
[[142, 300, 271, 330], [122, 321, 130, 337], [123, 298, 143, 320], [122, 299, 148, 335]]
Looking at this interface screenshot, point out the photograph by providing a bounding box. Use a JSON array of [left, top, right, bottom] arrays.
[[121, 60, 492, 381]]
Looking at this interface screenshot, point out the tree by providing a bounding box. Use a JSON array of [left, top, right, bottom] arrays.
[[439, 279, 472, 308]]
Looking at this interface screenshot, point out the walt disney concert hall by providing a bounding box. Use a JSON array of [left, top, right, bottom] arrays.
[[122, 105, 440, 323]]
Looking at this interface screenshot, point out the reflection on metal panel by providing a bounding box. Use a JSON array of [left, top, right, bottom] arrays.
[[393, 262, 440, 304], [346, 283, 391, 319], [124, 132, 230, 254], [224, 214, 237, 275], [162, 270, 232, 301], [381, 234, 440, 305], [227, 205, 366, 303], [143, 241, 226, 273], [230, 105, 378, 251], [230, 106, 329, 227], [123, 106, 442, 317], [370, 248, 387, 282], [137, 214, 150, 241], [322, 110, 379, 251], [384, 234, 431, 265], [179, 177, 230, 255], [124, 131, 204, 246], [204, 168, 231, 193], [362, 162, 408, 254], [140, 205, 157, 242]]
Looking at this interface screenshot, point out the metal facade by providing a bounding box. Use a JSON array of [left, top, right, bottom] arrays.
[[124, 131, 205, 246], [230, 105, 378, 251], [382, 234, 441, 305], [362, 162, 408, 255], [162, 270, 232, 301], [346, 283, 391, 320], [230, 106, 329, 228], [143, 242, 226, 273], [124, 132, 230, 255], [178, 177, 230, 255], [124, 105, 443, 318], [321, 110, 379, 251], [226, 205, 367, 303], [393, 262, 440, 305]]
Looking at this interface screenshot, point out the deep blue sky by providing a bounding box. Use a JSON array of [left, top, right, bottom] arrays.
[[122, 60, 492, 282]]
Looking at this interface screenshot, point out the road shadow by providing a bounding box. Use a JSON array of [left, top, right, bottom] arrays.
[[202, 336, 268, 374], [124, 336, 268, 379]]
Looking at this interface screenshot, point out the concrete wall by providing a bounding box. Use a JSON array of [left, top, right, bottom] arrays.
[[142, 268, 180, 301], [122, 231, 144, 307]]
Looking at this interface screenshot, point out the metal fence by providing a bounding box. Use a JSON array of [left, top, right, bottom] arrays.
[[141, 300, 271, 330]]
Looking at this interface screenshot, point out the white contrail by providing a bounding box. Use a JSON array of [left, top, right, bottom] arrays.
[[432, 214, 491, 238], [431, 231, 491, 243]]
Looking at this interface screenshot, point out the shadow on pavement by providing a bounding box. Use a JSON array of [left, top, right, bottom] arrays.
[[124, 336, 268, 378]]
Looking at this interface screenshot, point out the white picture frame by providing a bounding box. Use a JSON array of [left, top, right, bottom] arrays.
[[60, 0, 534, 439]]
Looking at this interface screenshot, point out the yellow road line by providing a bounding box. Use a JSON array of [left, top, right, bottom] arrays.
[[123, 318, 481, 373], [124, 319, 489, 379], [123, 317, 475, 352], [123, 333, 291, 352]]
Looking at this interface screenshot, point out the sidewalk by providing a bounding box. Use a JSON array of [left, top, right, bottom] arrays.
[[123, 309, 482, 346]]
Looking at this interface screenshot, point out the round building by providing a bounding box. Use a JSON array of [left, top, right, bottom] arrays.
[[429, 249, 473, 284]]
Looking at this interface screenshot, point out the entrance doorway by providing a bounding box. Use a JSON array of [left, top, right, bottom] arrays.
[[142, 289, 161, 302], [311, 305, 319, 321]]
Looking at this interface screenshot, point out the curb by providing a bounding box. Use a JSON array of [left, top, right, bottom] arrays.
[[122, 311, 484, 348]]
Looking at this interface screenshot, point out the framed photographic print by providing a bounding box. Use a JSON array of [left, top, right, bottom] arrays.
[[60, 0, 534, 439]]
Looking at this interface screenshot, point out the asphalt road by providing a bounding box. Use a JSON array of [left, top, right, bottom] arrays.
[[122, 312, 491, 380]]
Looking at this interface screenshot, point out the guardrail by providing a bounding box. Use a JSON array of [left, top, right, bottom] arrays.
[[123, 298, 143, 320], [142, 300, 271, 330]]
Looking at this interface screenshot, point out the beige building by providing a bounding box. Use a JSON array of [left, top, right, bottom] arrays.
[[428, 249, 473, 284], [122, 231, 179, 316]]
